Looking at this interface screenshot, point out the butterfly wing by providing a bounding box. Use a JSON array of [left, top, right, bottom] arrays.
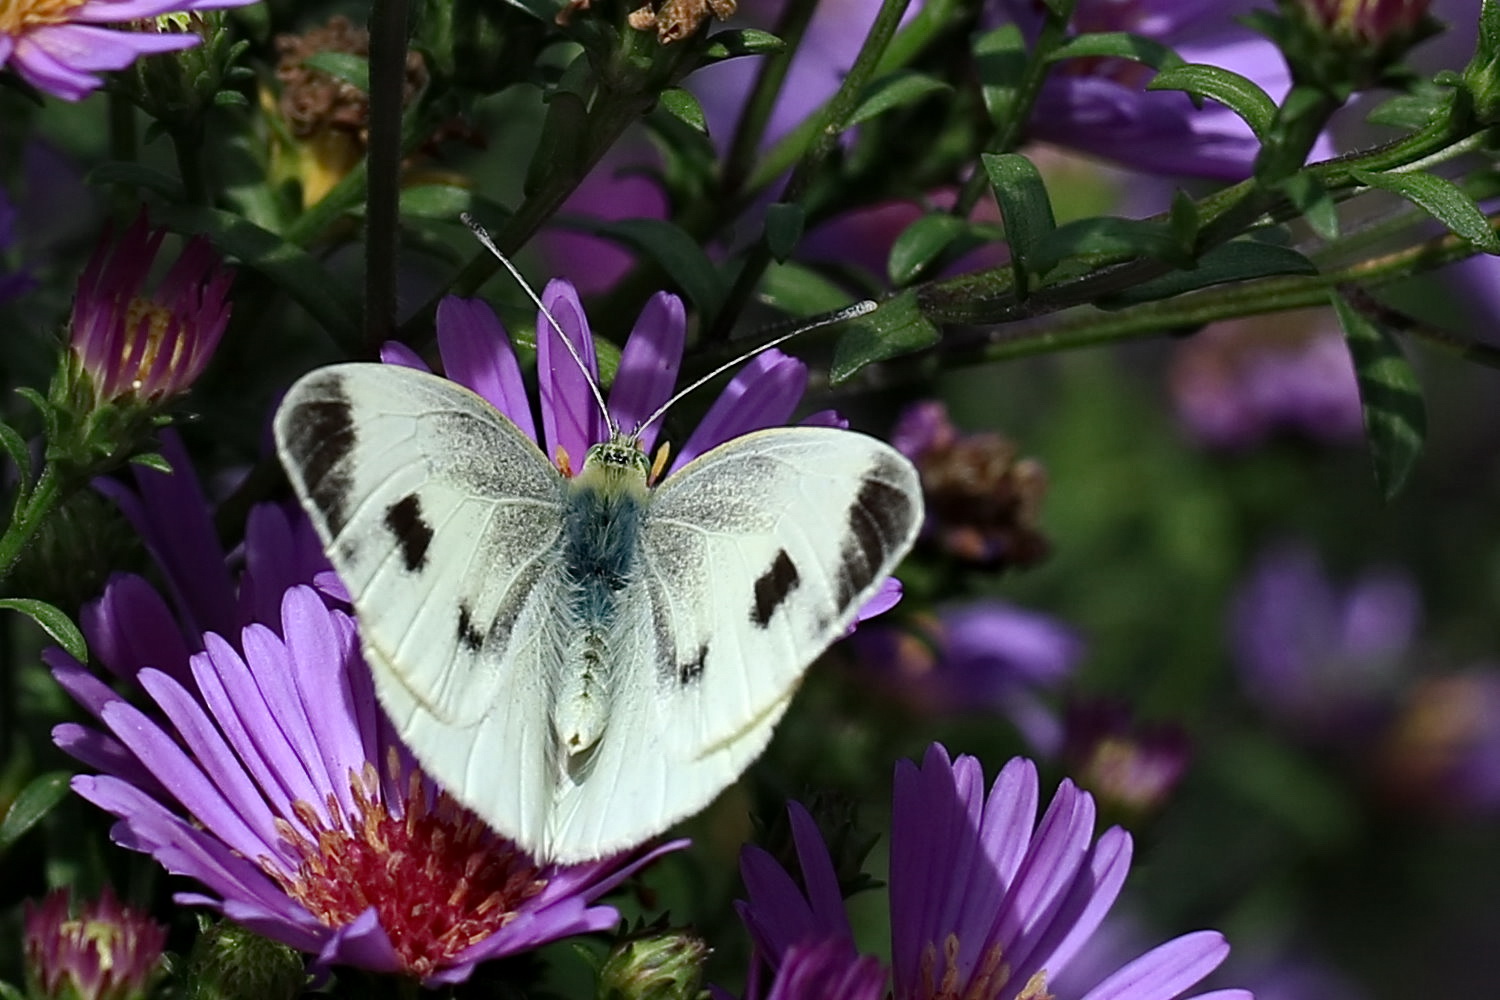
[[538, 425, 924, 860], [273, 362, 568, 850]]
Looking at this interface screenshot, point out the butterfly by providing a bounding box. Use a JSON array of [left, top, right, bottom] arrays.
[[273, 327, 923, 863]]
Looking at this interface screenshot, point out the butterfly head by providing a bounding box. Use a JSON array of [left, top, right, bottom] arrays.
[[575, 433, 652, 496]]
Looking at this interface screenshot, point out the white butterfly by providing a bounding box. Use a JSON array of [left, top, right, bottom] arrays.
[[273, 317, 922, 864]]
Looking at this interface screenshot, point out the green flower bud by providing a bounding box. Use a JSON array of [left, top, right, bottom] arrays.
[[179, 922, 305, 1000], [597, 926, 709, 1000]]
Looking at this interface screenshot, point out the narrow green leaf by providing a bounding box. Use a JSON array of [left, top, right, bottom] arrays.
[[0, 772, 71, 852], [303, 51, 370, 92], [981, 153, 1057, 298], [214, 89, 249, 108], [830, 290, 940, 382], [761, 261, 858, 316], [129, 452, 174, 474], [1029, 215, 1187, 276], [1365, 87, 1451, 130], [0, 598, 87, 662], [1332, 294, 1426, 499], [526, 89, 588, 198], [1282, 173, 1340, 241], [1148, 63, 1276, 139], [1046, 31, 1184, 71], [974, 25, 1028, 127], [888, 213, 967, 286], [1168, 189, 1199, 249], [660, 88, 708, 133], [0, 980, 26, 1000], [0, 422, 31, 483], [14, 388, 58, 442], [764, 203, 805, 264], [701, 29, 785, 62], [1353, 168, 1500, 253], [848, 70, 952, 126], [497, 0, 557, 20], [1482, 0, 1500, 56], [1100, 241, 1318, 306], [85, 162, 185, 201], [572, 218, 726, 319]]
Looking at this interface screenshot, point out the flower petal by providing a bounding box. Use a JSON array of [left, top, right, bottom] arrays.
[[538, 279, 607, 467], [436, 296, 538, 443], [608, 291, 685, 450]]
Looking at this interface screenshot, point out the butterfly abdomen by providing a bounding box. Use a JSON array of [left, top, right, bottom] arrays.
[[551, 466, 649, 764]]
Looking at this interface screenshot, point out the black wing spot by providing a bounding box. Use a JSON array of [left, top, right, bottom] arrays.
[[751, 549, 801, 628], [678, 643, 709, 686], [834, 476, 912, 611], [384, 493, 434, 572], [286, 384, 358, 535], [457, 602, 484, 652]]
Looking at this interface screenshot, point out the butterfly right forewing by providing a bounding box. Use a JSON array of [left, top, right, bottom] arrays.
[[274, 362, 570, 850]]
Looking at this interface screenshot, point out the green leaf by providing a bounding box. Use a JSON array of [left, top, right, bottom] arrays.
[[1353, 168, 1500, 253], [764, 203, 804, 263], [153, 205, 362, 350], [848, 70, 951, 126], [0, 598, 87, 662], [394, 184, 474, 221], [0, 421, 31, 483], [830, 290, 940, 382], [974, 25, 1028, 127], [1282, 173, 1340, 241], [214, 89, 250, 108], [660, 88, 708, 132], [1046, 31, 1184, 71], [1333, 294, 1426, 499], [888, 213, 967, 285], [571, 218, 726, 319], [129, 451, 174, 473], [701, 29, 784, 62], [0, 980, 26, 1000], [981, 153, 1056, 298], [1365, 87, 1452, 130], [526, 88, 588, 198], [85, 162, 185, 201], [1168, 189, 1199, 249], [303, 51, 370, 92], [1148, 63, 1276, 139], [761, 261, 859, 316], [1100, 241, 1318, 307], [0, 772, 71, 853], [1029, 215, 1187, 276]]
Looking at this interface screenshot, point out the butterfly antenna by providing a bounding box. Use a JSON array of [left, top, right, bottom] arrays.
[[635, 299, 876, 437], [461, 212, 613, 430]]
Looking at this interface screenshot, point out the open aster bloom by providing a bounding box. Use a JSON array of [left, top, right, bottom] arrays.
[[54, 586, 681, 985], [0, 0, 254, 101], [735, 744, 1250, 1000], [392, 285, 902, 616], [69, 213, 234, 405]]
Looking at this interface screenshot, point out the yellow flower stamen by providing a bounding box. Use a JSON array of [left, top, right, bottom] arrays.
[[0, 0, 91, 35]]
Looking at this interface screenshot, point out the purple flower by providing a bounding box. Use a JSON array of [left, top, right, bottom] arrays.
[[0, 0, 255, 101], [1169, 316, 1366, 450], [1230, 543, 1418, 743], [1378, 669, 1500, 816], [988, 0, 1312, 179], [1060, 699, 1192, 817], [849, 599, 1083, 751], [55, 586, 681, 985], [719, 939, 889, 1000], [69, 213, 234, 405], [0, 184, 36, 303], [24, 886, 167, 1000], [735, 744, 1251, 1000]]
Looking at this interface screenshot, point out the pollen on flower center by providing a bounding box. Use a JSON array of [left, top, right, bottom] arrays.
[[266, 756, 548, 979], [918, 933, 1054, 1000], [119, 299, 185, 390], [0, 0, 90, 33]]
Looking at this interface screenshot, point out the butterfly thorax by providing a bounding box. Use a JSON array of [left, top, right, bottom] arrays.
[[552, 436, 652, 774]]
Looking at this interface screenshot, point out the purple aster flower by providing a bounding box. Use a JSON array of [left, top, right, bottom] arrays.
[[55, 586, 682, 985], [717, 939, 889, 1000], [735, 744, 1251, 1000], [1169, 315, 1366, 450], [1060, 699, 1192, 817], [0, 184, 36, 303], [848, 599, 1083, 751], [24, 886, 167, 1000], [988, 0, 1315, 180], [1230, 543, 1418, 744], [69, 213, 234, 406], [1378, 669, 1500, 816], [0, 0, 254, 101]]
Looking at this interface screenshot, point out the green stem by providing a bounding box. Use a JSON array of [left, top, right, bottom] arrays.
[[0, 464, 64, 586], [107, 92, 138, 215], [708, 0, 914, 342], [171, 124, 209, 205], [720, 0, 818, 197], [365, 0, 412, 352]]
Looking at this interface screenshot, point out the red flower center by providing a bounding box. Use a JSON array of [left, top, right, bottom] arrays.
[[268, 757, 547, 979], [0, 0, 90, 34]]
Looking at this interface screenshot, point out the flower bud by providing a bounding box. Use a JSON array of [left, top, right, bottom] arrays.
[[23, 887, 166, 1000], [1299, 0, 1430, 45], [121, 11, 252, 127], [178, 921, 306, 1000], [597, 926, 709, 1000]]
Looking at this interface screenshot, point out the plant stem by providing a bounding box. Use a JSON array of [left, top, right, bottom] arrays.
[[365, 0, 411, 352], [720, 0, 818, 197], [0, 464, 63, 586]]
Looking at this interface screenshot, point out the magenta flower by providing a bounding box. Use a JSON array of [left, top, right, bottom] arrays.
[[1059, 699, 1193, 817], [718, 939, 888, 1000], [988, 0, 1313, 179], [0, 0, 254, 101], [54, 586, 681, 985], [735, 744, 1250, 1000], [69, 213, 234, 405], [24, 886, 167, 1000]]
